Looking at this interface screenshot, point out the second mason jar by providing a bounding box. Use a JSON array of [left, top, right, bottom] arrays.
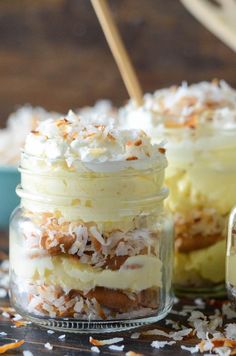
[[119, 80, 236, 297], [9, 114, 173, 332]]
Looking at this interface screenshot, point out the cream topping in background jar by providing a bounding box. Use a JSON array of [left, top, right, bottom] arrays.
[[119, 80, 236, 297]]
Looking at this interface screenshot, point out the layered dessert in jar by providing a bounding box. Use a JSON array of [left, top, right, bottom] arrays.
[[120, 80, 236, 296], [9, 111, 173, 332]]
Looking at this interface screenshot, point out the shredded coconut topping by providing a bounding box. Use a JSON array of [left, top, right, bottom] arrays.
[[120, 80, 236, 131], [24, 110, 166, 168]]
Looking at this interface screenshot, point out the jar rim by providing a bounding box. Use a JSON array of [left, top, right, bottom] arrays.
[[16, 184, 169, 205]]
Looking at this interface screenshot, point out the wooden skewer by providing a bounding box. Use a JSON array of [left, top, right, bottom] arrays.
[[181, 0, 236, 53], [91, 0, 143, 106]]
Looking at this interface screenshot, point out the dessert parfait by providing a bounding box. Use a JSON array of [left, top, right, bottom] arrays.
[[9, 111, 173, 332], [120, 80, 236, 296]]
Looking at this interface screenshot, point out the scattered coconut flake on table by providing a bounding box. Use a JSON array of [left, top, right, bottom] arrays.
[[198, 339, 214, 352], [108, 345, 125, 351], [126, 352, 144, 356], [44, 342, 53, 350], [194, 298, 206, 308], [130, 332, 140, 339], [89, 336, 124, 346], [151, 340, 176, 349], [47, 330, 55, 334], [0, 289, 7, 298], [225, 323, 236, 339], [0, 332, 7, 336], [58, 334, 66, 340], [0, 339, 25, 354], [1, 312, 10, 318], [13, 320, 30, 328], [171, 328, 193, 341], [222, 303, 236, 319], [91, 346, 100, 353], [165, 319, 181, 330], [143, 329, 170, 337], [214, 347, 231, 356], [23, 351, 34, 356], [143, 327, 192, 340], [181, 344, 199, 353], [13, 314, 23, 321]]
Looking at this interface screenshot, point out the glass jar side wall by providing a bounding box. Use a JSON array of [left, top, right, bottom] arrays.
[[163, 128, 236, 297], [10, 200, 173, 332]]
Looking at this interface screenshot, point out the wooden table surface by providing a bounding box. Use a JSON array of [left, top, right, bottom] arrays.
[[0, 230, 234, 356], [0, 0, 236, 124]]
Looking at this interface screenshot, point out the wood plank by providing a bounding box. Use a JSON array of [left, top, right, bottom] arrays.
[[0, 0, 235, 123]]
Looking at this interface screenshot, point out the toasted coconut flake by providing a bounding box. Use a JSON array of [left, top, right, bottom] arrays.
[[0, 340, 25, 354], [91, 346, 100, 353], [125, 352, 144, 356], [143, 328, 169, 337], [0, 307, 15, 315], [89, 336, 123, 346], [13, 320, 30, 328], [126, 156, 138, 161]]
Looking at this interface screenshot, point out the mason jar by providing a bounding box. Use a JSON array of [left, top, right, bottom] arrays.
[[163, 126, 236, 297], [9, 151, 173, 333], [119, 80, 236, 298], [226, 206, 236, 305]]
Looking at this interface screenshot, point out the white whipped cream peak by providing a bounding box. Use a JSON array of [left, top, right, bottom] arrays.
[[24, 111, 166, 167], [120, 80, 236, 130], [0, 105, 60, 166]]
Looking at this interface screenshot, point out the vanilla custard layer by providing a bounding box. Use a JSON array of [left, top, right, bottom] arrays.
[[165, 144, 236, 215], [226, 254, 236, 287], [174, 240, 225, 285], [20, 162, 165, 221], [11, 246, 162, 292]]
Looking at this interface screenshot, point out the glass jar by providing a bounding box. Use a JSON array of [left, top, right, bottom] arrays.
[[161, 126, 236, 297], [9, 152, 173, 333], [226, 207, 236, 305]]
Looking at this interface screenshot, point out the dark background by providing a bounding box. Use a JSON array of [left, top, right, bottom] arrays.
[[0, 0, 235, 125]]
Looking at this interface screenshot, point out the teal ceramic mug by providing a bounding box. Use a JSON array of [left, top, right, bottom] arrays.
[[0, 166, 20, 230]]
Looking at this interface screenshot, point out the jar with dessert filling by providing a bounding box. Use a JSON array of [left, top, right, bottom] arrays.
[[226, 207, 236, 305], [120, 80, 236, 297], [9, 112, 174, 333]]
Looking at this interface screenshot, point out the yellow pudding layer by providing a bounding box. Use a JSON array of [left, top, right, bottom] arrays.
[[165, 144, 236, 215], [11, 246, 162, 292], [226, 254, 236, 286], [19, 158, 166, 221], [174, 239, 226, 286]]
